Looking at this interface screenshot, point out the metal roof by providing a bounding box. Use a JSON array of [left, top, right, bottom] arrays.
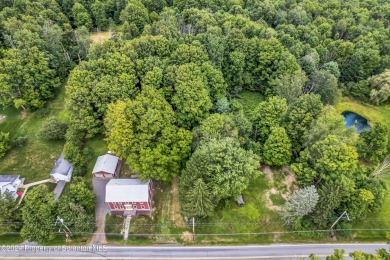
[[0, 175, 20, 186], [105, 179, 150, 203], [92, 154, 119, 174], [51, 153, 72, 176]]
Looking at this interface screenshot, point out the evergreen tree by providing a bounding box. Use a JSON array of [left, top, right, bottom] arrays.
[[182, 179, 214, 218]]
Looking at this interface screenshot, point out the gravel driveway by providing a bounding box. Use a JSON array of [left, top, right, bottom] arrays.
[[90, 177, 110, 245]]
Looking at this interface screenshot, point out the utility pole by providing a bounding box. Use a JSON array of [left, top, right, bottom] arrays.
[[55, 216, 72, 241], [329, 211, 350, 238]]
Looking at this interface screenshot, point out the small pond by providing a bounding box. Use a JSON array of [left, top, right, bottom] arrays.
[[341, 111, 371, 134]]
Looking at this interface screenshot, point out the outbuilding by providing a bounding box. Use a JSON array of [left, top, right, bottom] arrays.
[[92, 154, 121, 178]]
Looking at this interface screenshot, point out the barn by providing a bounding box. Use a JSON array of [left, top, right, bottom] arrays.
[[105, 178, 153, 215]]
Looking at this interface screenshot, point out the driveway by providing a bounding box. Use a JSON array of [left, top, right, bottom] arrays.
[[90, 177, 110, 245]]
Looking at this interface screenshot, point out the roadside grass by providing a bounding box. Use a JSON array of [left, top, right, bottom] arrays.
[[237, 91, 264, 121], [0, 85, 68, 183], [335, 97, 390, 127]]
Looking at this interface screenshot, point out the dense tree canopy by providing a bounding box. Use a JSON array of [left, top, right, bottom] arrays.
[[105, 87, 192, 181]]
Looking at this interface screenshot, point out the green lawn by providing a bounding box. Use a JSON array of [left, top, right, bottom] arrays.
[[0, 86, 68, 182]]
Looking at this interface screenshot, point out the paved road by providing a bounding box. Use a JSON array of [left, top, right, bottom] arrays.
[[0, 244, 388, 259]]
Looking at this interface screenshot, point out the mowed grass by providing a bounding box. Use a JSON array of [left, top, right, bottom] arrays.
[[0, 86, 68, 183]]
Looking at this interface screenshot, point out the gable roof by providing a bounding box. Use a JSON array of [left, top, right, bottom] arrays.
[[51, 153, 72, 176], [92, 154, 119, 174], [105, 179, 150, 203], [0, 175, 19, 184]]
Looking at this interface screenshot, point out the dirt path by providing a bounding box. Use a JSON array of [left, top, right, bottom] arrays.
[[262, 165, 297, 211], [90, 177, 110, 245]]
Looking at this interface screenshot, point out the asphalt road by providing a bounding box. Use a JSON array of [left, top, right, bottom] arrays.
[[0, 244, 388, 259]]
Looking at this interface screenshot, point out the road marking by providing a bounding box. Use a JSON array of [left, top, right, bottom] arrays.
[[0, 254, 347, 259]]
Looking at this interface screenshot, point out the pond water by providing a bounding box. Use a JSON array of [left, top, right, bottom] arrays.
[[342, 111, 371, 133]]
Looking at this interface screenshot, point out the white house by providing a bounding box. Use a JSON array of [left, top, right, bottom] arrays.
[[0, 175, 24, 198], [50, 153, 73, 182]]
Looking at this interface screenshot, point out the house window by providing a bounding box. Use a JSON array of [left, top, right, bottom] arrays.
[[141, 205, 145, 209], [114, 203, 118, 209], [133, 205, 137, 208]]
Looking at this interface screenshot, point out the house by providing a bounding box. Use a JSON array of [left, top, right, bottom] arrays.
[[0, 175, 24, 198], [92, 154, 121, 178], [105, 178, 153, 215], [50, 153, 73, 182]]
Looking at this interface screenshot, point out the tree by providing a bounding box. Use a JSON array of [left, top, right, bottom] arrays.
[[292, 135, 359, 189], [68, 178, 95, 213], [119, 0, 149, 33], [0, 132, 10, 158], [270, 69, 307, 104], [180, 138, 260, 203], [254, 96, 288, 142], [38, 117, 68, 140], [0, 192, 21, 234], [310, 70, 339, 105], [263, 127, 292, 166], [357, 123, 389, 163], [326, 249, 346, 260], [0, 47, 58, 111], [182, 179, 214, 218], [172, 63, 212, 129], [192, 113, 251, 148], [312, 181, 344, 228], [283, 185, 319, 225], [303, 106, 357, 148], [285, 94, 324, 152], [369, 70, 390, 105], [71, 3, 93, 29], [21, 185, 56, 243], [105, 87, 192, 181]]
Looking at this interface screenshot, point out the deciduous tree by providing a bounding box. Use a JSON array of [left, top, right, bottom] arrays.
[[263, 126, 292, 166]]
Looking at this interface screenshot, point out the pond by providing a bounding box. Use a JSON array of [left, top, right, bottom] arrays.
[[342, 111, 371, 133]]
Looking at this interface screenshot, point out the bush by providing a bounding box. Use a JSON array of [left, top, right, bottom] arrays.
[[38, 117, 68, 140], [0, 132, 11, 158], [12, 135, 28, 147], [34, 108, 49, 118]]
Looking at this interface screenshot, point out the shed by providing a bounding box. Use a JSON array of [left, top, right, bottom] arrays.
[[50, 153, 73, 182], [92, 154, 120, 178]]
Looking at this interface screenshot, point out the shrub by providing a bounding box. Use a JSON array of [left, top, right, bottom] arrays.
[[12, 135, 28, 147], [34, 108, 49, 118], [0, 132, 11, 158], [38, 117, 68, 140]]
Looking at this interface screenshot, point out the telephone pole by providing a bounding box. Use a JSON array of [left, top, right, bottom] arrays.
[[329, 211, 350, 238]]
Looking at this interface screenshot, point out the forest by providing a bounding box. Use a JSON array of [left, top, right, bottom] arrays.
[[0, 0, 390, 244]]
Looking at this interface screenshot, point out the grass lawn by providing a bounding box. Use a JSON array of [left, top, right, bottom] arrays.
[[0, 86, 68, 183]]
